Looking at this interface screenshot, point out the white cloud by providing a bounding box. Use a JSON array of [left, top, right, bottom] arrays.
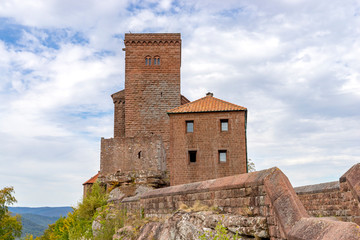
[[0, 0, 359, 206]]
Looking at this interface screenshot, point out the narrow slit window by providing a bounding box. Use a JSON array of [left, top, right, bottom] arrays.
[[154, 56, 160, 65], [145, 56, 151, 66], [186, 120, 194, 133], [219, 150, 227, 163], [189, 151, 197, 163], [220, 119, 228, 132]]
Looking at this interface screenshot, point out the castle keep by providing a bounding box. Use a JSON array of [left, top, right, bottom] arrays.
[[87, 33, 247, 189]]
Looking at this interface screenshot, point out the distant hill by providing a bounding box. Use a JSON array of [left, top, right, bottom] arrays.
[[9, 207, 73, 237], [9, 206, 73, 218]]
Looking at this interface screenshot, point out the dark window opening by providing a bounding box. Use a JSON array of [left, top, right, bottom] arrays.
[[189, 151, 197, 163], [220, 119, 228, 131], [138, 151, 141, 159], [186, 120, 194, 133], [219, 150, 227, 163]]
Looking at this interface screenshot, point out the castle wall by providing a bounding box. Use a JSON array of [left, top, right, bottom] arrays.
[[295, 164, 360, 225], [123, 33, 181, 155], [100, 135, 166, 176], [119, 165, 360, 240], [169, 111, 247, 185]]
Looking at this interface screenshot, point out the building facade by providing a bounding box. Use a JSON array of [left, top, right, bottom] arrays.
[[86, 33, 247, 190], [168, 93, 248, 185]]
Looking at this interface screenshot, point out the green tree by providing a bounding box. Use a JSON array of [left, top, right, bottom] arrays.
[[40, 181, 108, 240], [0, 186, 22, 240]]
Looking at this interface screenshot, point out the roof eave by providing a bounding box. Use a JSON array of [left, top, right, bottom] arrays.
[[167, 109, 247, 114]]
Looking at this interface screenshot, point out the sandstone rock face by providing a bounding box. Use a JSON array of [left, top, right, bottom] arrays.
[[116, 211, 269, 240], [92, 216, 102, 237], [108, 187, 126, 202], [113, 225, 135, 240]]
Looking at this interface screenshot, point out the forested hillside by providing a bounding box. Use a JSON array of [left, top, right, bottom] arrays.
[[9, 207, 73, 237]]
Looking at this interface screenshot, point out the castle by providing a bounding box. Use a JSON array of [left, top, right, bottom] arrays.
[[82, 33, 360, 239], [84, 33, 248, 192]]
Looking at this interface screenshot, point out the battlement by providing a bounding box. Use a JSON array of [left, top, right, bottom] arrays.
[[124, 33, 181, 45]]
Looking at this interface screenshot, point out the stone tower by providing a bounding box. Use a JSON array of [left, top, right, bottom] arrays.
[[124, 33, 181, 143], [100, 33, 185, 179]]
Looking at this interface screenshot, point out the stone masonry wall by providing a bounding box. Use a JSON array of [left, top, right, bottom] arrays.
[[112, 90, 125, 138], [122, 168, 282, 239], [295, 181, 360, 224], [120, 166, 360, 240], [169, 111, 247, 186], [100, 134, 166, 175], [123, 33, 181, 155]]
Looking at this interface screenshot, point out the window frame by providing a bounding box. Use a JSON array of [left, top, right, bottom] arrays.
[[220, 119, 229, 132], [145, 56, 151, 66], [218, 150, 227, 163], [154, 56, 160, 65], [186, 120, 194, 133]]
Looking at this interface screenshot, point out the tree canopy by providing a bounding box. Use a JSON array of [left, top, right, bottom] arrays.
[[0, 186, 22, 240]]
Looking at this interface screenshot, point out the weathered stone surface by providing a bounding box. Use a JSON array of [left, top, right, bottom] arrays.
[[122, 185, 154, 202], [137, 222, 164, 240], [92, 216, 102, 237], [288, 217, 360, 240], [340, 163, 360, 202], [294, 181, 340, 195], [113, 225, 135, 240], [134, 211, 268, 240], [263, 168, 308, 238], [108, 187, 126, 202], [101, 169, 169, 189]]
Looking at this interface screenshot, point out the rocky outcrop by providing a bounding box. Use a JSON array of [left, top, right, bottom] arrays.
[[114, 210, 269, 240]]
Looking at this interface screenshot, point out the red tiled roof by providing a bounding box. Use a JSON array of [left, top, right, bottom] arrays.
[[83, 172, 99, 185], [167, 94, 246, 114]]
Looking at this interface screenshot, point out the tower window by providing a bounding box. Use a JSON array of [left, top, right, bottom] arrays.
[[186, 120, 194, 133], [219, 150, 227, 163], [145, 56, 151, 66], [220, 119, 228, 131], [154, 56, 160, 65], [189, 151, 197, 163]]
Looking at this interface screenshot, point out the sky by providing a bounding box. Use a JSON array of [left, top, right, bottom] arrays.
[[0, 0, 359, 207]]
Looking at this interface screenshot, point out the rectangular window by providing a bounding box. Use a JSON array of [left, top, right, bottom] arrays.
[[219, 150, 227, 163], [189, 151, 197, 163], [221, 119, 228, 131], [186, 120, 194, 133]]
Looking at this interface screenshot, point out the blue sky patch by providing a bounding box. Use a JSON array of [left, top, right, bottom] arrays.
[[0, 18, 88, 51]]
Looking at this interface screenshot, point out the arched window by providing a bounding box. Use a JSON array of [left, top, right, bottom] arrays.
[[145, 56, 151, 66], [154, 56, 160, 65]]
